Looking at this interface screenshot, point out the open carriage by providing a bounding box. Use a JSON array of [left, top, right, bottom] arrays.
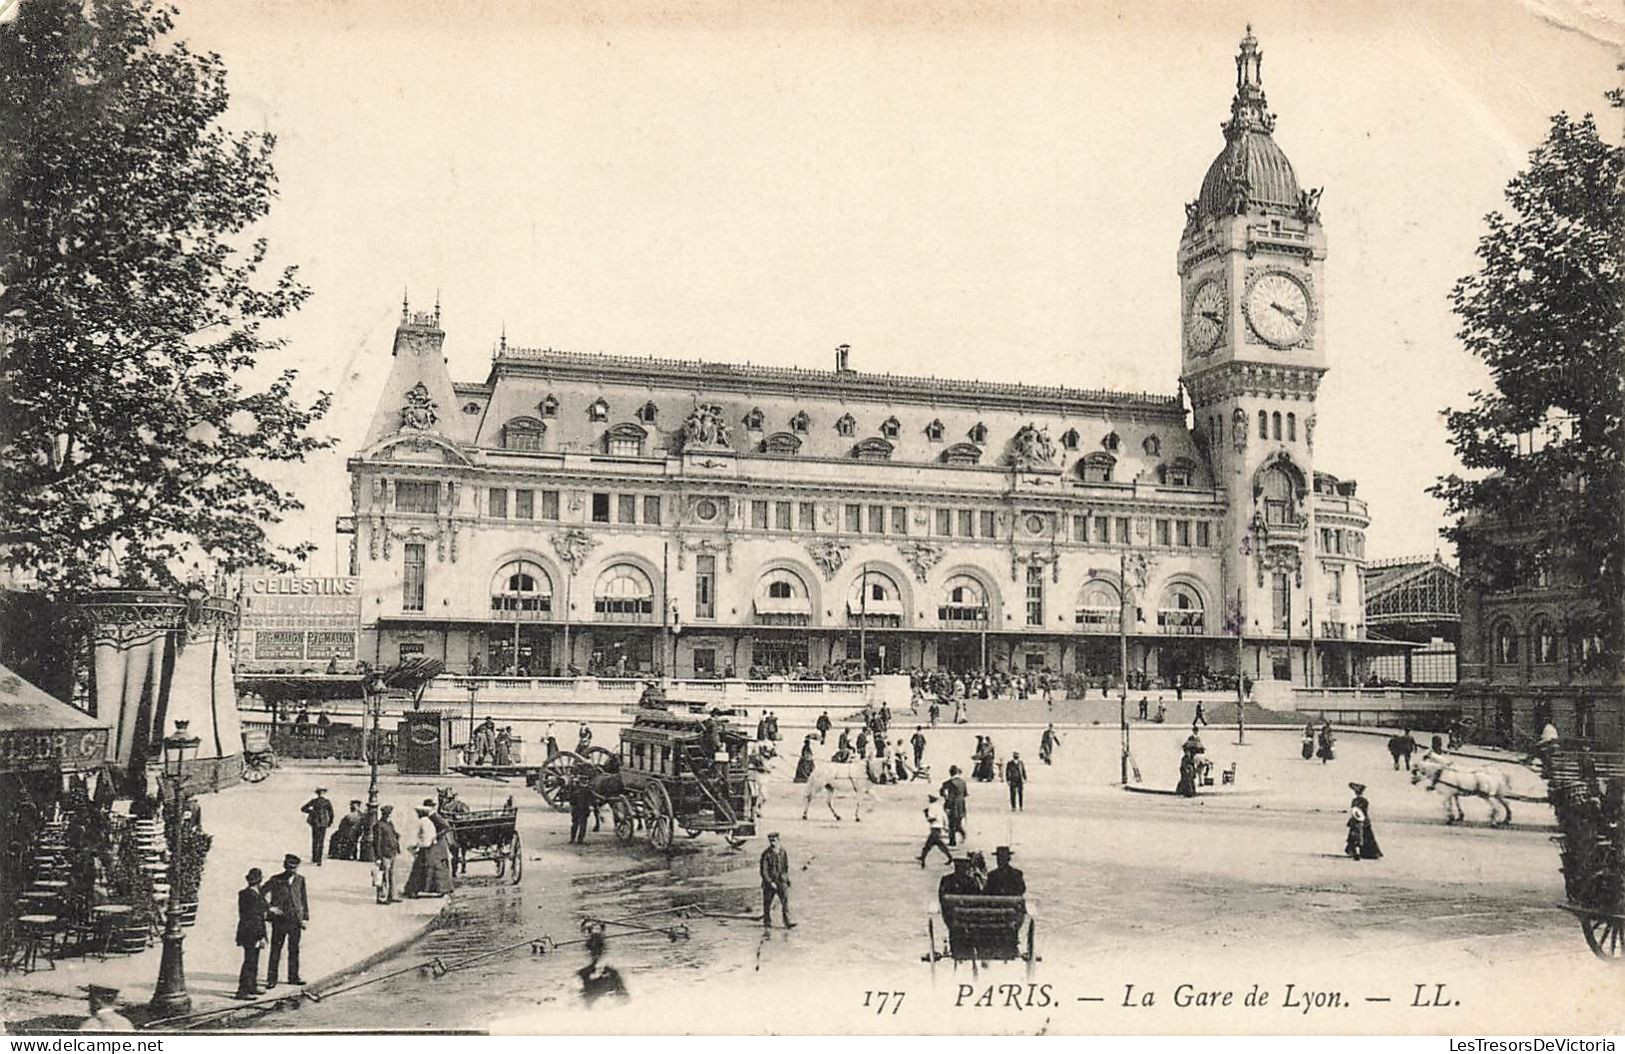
[[926, 895, 1038, 978], [1545, 746, 1624, 963], [535, 706, 757, 851], [443, 798, 524, 884]]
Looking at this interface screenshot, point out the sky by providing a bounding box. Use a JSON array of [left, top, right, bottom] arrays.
[[163, 0, 1622, 574]]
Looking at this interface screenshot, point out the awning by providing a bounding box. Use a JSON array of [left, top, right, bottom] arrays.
[[755, 596, 812, 616], [847, 599, 904, 617], [0, 662, 110, 773], [237, 674, 369, 704]]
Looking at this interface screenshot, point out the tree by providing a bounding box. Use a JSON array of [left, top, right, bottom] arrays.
[[1431, 91, 1624, 670], [0, 0, 331, 599]]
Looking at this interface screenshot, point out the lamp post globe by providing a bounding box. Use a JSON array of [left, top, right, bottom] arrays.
[[150, 720, 200, 1016]]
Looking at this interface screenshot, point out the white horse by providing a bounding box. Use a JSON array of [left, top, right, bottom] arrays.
[[799, 760, 876, 822], [1411, 752, 1515, 826]]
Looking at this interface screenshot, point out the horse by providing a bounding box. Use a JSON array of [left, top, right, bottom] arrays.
[[799, 760, 876, 822], [1410, 752, 1515, 826]]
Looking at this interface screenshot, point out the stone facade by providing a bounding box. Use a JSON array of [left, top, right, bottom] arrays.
[[343, 30, 1375, 690]]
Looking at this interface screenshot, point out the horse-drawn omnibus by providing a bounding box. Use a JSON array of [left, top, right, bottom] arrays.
[[537, 705, 757, 851]]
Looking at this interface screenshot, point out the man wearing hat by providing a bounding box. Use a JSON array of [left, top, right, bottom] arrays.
[[372, 804, 401, 903], [78, 985, 133, 1032], [758, 832, 794, 928], [917, 793, 952, 867], [235, 867, 269, 998], [263, 854, 309, 988], [301, 787, 334, 866], [984, 846, 1026, 895], [1004, 752, 1028, 812], [939, 765, 969, 846]]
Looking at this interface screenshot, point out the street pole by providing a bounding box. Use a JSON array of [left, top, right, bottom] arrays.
[[859, 564, 869, 680], [1118, 552, 1130, 785], [466, 680, 478, 761], [367, 676, 385, 816], [1235, 587, 1247, 746], [150, 723, 197, 1017]]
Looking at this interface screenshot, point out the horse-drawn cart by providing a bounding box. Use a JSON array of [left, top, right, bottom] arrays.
[[445, 801, 524, 884], [1545, 747, 1623, 963], [926, 895, 1037, 977], [533, 707, 756, 851]]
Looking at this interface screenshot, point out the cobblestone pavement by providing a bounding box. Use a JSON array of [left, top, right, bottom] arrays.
[[230, 728, 1624, 1035]]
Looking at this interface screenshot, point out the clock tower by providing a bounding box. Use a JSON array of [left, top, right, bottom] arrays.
[[1179, 27, 1327, 678]]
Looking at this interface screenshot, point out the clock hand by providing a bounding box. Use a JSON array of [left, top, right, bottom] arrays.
[[1269, 301, 1302, 325], [1201, 311, 1222, 322]]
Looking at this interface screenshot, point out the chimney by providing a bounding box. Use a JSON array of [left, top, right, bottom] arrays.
[[835, 343, 851, 372]]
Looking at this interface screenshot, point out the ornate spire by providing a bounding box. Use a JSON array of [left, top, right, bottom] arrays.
[[499, 321, 507, 353], [401, 288, 409, 322], [1225, 24, 1274, 138], [433, 289, 441, 325]]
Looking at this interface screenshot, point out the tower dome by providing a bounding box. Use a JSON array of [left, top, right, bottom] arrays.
[[1190, 27, 1308, 224]]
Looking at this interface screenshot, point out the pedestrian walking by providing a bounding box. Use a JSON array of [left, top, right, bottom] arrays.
[[404, 800, 453, 897], [1301, 721, 1316, 760], [1344, 782, 1383, 861], [300, 787, 334, 866], [1194, 701, 1207, 727], [816, 710, 832, 744], [262, 854, 308, 988], [940, 766, 969, 846], [372, 805, 400, 903], [911, 726, 927, 769], [759, 832, 794, 928], [928, 700, 940, 728], [234, 868, 268, 999], [917, 794, 953, 866], [1138, 696, 1149, 720], [1039, 724, 1060, 765], [1005, 752, 1027, 811], [1317, 723, 1337, 764]]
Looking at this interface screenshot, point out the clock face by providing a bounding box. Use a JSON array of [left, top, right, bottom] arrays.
[[1185, 280, 1225, 356], [1245, 272, 1310, 347]]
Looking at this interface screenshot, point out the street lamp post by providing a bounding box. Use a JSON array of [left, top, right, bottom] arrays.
[[150, 721, 199, 1016], [366, 673, 386, 818], [465, 679, 478, 764]]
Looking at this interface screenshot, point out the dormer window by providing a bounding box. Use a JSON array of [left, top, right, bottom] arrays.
[[540, 395, 558, 418], [925, 419, 945, 442], [852, 437, 894, 462], [1081, 453, 1116, 483], [1143, 434, 1161, 456], [790, 410, 811, 434], [604, 421, 647, 457], [762, 432, 802, 456], [834, 413, 856, 437], [462, 402, 482, 415], [501, 417, 546, 452], [1102, 431, 1121, 452], [636, 401, 659, 424], [968, 422, 988, 444], [1160, 458, 1196, 487], [743, 407, 765, 431], [941, 443, 982, 466], [588, 398, 609, 422], [880, 416, 900, 439], [1061, 428, 1079, 450]]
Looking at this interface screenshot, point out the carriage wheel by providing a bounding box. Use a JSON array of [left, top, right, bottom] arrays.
[[584, 746, 617, 770], [241, 755, 271, 783], [644, 783, 674, 851], [1580, 914, 1624, 963], [538, 751, 588, 812], [1025, 920, 1037, 979], [508, 832, 524, 885]]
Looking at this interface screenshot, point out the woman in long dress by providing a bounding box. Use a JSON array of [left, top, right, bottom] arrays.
[[1344, 782, 1383, 860], [1301, 722, 1316, 760], [404, 801, 454, 897], [793, 737, 816, 783], [1317, 724, 1337, 764]]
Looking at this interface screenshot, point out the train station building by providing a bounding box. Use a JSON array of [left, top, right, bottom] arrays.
[[339, 30, 1381, 691]]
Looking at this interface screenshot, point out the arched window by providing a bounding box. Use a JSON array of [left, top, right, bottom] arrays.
[[835, 413, 856, 437], [1142, 434, 1161, 456], [1075, 580, 1121, 631], [1159, 458, 1196, 487], [1061, 428, 1080, 450], [880, 416, 901, 439], [1271, 412, 1282, 440], [490, 560, 553, 614], [925, 419, 945, 442], [790, 410, 811, 434], [539, 395, 558, 418], [1529, 616, 1559, 664], [941, 442, 982, 466], [1491, 620, 1519, 665], [847, 570, 904, 624], [1101, 431, 1121, 452], [938, 574, 989, 626], [1258, 410, 1268, 439], [1080, 453, 1116, 483], [636, 401, 659, 424], [743, 407, 764, 431], [594, 564, 655, 621], [588, 398, 609, 422], [1287, 412, 1297, 442], [756, 568, 811, 625], [1260, 464, 1298, 525], [603, 422, 647, 457], [761, 432, 802, 456], [501, 417, 546, 452], [852, 437, 894, 461], [968, 422, 988, 444], [1157, 583, 1205, 634]]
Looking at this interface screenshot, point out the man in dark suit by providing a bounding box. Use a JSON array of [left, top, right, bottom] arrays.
[[234, 868, 268, 999], [815, 711, 832, 744], [301, 788, 334, 866], [984, 845, 1026, 895], [940, 766, 969, 846], [263, 854, 308, 988], [372, 805, 401, 904], [1005, 752, 1028, 811], [758, 832, 794, 928]]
